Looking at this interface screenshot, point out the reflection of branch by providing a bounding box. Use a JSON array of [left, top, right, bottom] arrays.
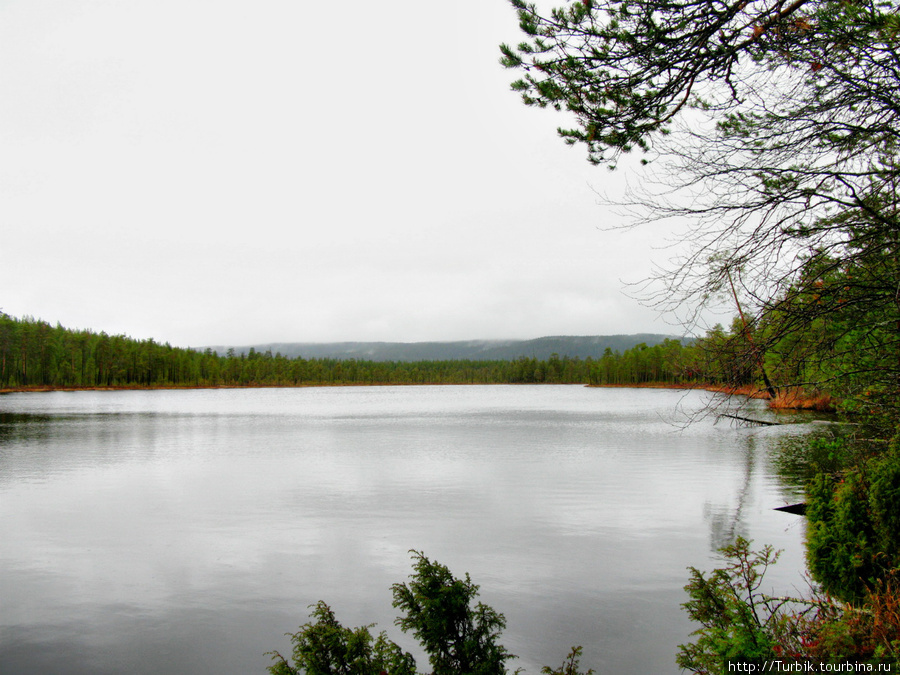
[[708, 435, 757, 549], [726, 440, 755, 542]]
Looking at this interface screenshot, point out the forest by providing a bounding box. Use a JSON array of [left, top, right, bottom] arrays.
[[0, 312, 714, 389], [0, 310, 872, 408]]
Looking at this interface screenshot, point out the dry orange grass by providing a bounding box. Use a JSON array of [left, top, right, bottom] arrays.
[[769, 387, 836, 412], [805, 576, 900, 660], [697, 383, 836, 411]]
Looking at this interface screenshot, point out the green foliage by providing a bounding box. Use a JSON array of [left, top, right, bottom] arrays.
[[502, 0, 900, 167], [0, 312, 712, 389], [587, 338, 701, 385], [679, 537, 900, 670], [773, 436, 856, 485], [806, 446, 900, 603], [0, 313, 593, 388], [541, 646, 594, 675], [678, 538, 782, 673], [807, 574, 900, 662], [392, 551, 514, 675], [269, 552, 585, 675], [758, 249, 900, 429], [501, 0, 900, 430], [267, 601, 416, 675]]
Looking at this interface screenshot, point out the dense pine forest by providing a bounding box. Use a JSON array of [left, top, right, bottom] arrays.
[[0, 312, 879, 404], [0, 313, 710, 389]]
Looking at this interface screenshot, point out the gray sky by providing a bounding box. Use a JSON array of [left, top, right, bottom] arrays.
[[1, 0, 688, 347]]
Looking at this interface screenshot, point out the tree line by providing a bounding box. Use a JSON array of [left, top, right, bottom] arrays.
[[0, 312, 763, 390], [2, 309, 881, 418]]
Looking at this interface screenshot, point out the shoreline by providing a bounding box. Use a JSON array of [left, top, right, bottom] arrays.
[[0, 383, 428, 394], [589, 382, 835, 411], [0, 381, 835, 411]]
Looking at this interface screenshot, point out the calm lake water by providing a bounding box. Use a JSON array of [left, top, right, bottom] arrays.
[[0, 385, 812, 674]]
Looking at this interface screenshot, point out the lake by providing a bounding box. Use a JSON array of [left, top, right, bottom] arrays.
[[0, 385, 811, 674]]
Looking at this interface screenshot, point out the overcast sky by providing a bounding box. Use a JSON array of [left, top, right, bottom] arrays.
[[1, 0, 695, 347]]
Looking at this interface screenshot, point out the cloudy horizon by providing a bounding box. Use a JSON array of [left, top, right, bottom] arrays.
[[1, 0, 709, 349]]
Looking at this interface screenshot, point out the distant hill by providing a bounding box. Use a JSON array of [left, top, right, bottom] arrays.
[[204, 334, 685, 362]]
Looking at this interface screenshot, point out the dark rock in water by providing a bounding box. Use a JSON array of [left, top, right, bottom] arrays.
[[774, 502, 807, 516]]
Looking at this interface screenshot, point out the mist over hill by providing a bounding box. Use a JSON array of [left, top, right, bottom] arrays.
[[205, 334, 684, 362]]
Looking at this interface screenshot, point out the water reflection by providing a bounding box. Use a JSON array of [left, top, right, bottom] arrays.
[[0, 386, 811, 675], [705, 438, 756, 551], [0, 411, 55, 442], [769, 421, 854, 488]]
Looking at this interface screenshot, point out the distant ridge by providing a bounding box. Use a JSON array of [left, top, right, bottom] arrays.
[[204, 334, 684, 362]]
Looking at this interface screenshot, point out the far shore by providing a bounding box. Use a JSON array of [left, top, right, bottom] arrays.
[[0, 381, 834, 411]]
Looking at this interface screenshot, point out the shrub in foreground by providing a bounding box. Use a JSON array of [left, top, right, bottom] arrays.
[[268, 551, 592, 675], [679, 537, 900, 674]]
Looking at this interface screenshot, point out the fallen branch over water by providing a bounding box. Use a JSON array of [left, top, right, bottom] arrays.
[[719, 413, 779, 426]]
